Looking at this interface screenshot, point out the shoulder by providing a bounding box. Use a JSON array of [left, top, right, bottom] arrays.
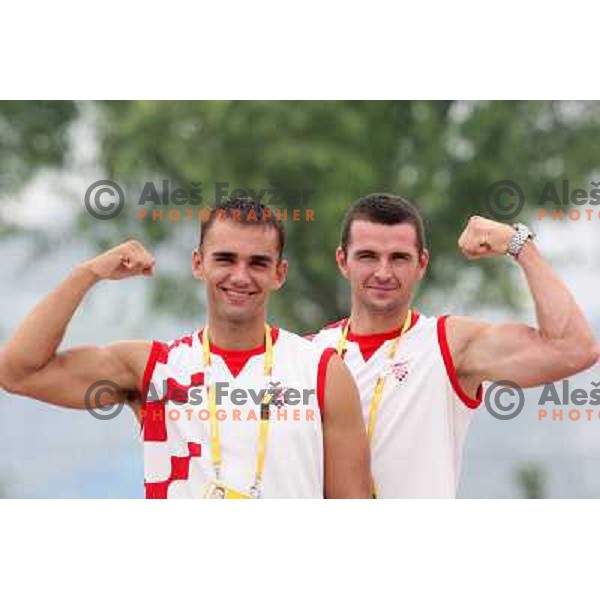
[[439, 315, 489, 372], [305, 319, 346, 347], [276, 329, 341, 376], [277, 328, 328, 356], [443, 315, 488, 345], [104, 340, 154, 376], [137, 331, 200, 374]]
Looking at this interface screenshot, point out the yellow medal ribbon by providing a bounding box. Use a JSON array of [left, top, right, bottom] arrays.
[[202, 324, 274, 498], [336, 310, 413, 498]]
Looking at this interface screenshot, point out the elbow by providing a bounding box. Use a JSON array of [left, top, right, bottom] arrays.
[[585, 344, 600, 371], [579, 338, 599, 371], [0, 369, 13, 395], [0, 381, 18, 395], [0, 350, 8, 391], [563, 342, 599, 375], [0, 349, 23, 395], [0, 374, 27, 397]]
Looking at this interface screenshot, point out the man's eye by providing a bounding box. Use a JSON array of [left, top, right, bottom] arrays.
[[216, 257, 233, 263], [252, 261, 268, 268]]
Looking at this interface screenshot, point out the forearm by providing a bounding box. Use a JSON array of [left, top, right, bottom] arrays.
[[322, 355, 371, 498], [324, 439, 371, 499], [2, 265, 99, 375], [517, 242, 594, 348]]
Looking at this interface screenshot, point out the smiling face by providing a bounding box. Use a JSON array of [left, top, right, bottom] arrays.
[[337, 219, 429, 316], [193, 220, 288, 326]]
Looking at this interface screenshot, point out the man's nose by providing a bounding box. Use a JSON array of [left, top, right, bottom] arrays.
[[229, 262, 252, 286], [373, 260, 393, 281]]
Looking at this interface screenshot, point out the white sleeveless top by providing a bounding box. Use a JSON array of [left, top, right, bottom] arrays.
[[141, 328, 331, 499], [311, 313, 482, 498]]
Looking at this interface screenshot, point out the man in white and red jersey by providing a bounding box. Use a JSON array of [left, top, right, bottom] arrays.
[[0, 197, 370, 499], [310, 193, 598, 498]]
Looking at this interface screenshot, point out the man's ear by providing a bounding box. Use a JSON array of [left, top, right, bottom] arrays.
[[273, 258, 289, 290], [417, 248, 429, 281], [335, 246, 350, 280], [192, 248, 205, 281]]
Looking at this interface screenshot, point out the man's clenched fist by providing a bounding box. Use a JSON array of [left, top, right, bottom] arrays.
[[458, 216, 515, 260], [80, 240, 156, 281]]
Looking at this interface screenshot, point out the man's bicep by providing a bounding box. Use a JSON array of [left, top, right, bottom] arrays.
[[4, 341, 150, 409], [322, 354, 371, 498], [453, 317, 570, 388]]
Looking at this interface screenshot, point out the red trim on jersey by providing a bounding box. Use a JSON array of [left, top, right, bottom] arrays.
[[347, 312, 421, 362], [437, 315, 483, 409], [139, 341, 170, 438], [140, 341, 169, 401], [304, 318, 346, 341], [410, 310, 420, 329], [200, 327, 280, 378], [347, 327, 402, 344], [316, 348, 336, 416], [144, 442, 202, 499]]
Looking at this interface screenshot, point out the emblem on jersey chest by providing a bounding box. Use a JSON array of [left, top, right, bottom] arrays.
[[267, 381, 291, 407], [386, 359, 409, 384]]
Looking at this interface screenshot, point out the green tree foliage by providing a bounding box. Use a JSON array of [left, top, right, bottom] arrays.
[[0, 100, 77, 191], [515, 462, 546, 499], [2, 101, 599, 330]]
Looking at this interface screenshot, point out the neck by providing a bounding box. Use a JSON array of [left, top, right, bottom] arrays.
[[206, 313, 267, 349], [349, 303, 410, 335]]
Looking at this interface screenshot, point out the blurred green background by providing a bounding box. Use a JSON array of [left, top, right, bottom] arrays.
[[3, 100, 599, 330]]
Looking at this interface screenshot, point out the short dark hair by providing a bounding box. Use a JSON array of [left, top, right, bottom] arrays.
[[341, 193, 426, 255], [199, 196, 286, 258]]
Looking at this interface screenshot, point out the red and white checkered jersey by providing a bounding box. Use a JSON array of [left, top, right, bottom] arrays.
[[141, 327, 333, 499], [310, 313, 482, 498]]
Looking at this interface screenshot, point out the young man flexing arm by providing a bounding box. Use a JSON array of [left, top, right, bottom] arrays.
[[0, 217, 370, 499], [0, 241, 155, 411], [451, 216, 598, 396], [310, 194, 598, 498]]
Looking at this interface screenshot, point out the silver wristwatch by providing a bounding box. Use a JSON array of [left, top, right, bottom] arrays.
[[507, 223, 535, 259]]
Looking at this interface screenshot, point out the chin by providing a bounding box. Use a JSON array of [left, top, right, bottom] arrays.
[[364, 297, 404, 315], [220, 303, 263, 324], [220, 308, 254, 323]]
